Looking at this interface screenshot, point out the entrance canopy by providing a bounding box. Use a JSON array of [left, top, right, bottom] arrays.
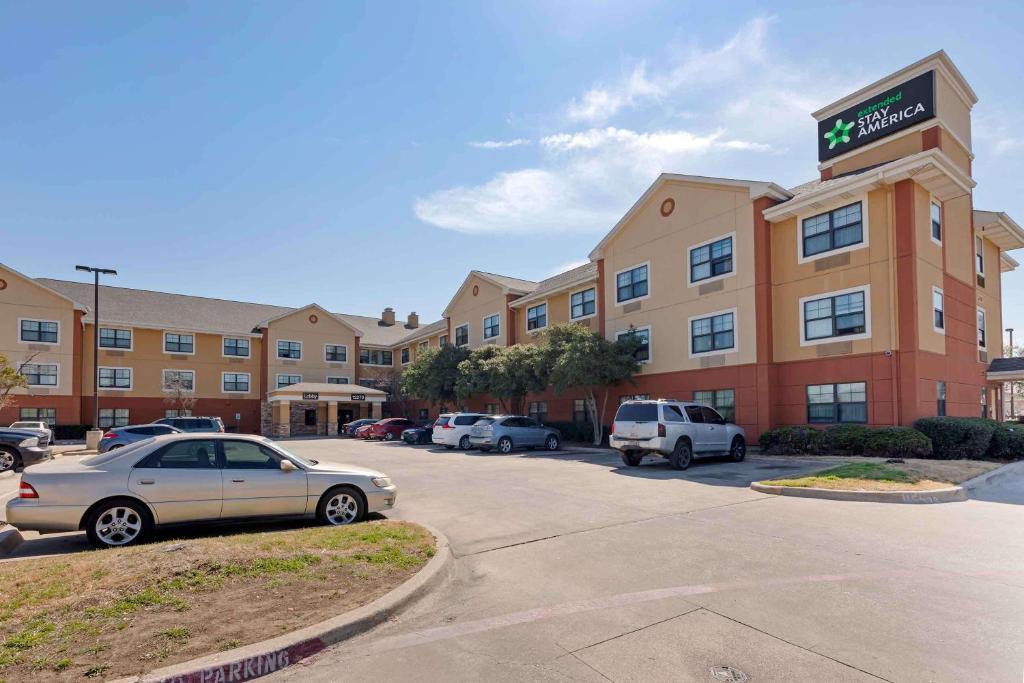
[[267, 382, 387, 405], [987, 358, 1024, 382], [265, 382, 388, 437]]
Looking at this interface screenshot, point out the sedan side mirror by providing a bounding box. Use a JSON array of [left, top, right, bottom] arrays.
[[280, 459, 298, 472]]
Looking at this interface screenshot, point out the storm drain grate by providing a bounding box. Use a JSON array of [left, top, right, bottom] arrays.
[[710, 665, 749, 682]]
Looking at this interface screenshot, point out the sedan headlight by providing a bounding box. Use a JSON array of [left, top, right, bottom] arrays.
[[371, 477, 393, 488], [18, 437, 39, 448]]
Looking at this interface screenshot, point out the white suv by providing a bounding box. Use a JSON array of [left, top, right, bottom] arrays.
[[609, 399, 746, 469], [431, 413, 490, 450]]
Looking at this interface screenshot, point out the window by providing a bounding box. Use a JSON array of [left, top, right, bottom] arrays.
[[981, 387, 989, 418], [802, 202, 863, 258], [663, 405, 686, 422], [277, 374, 301, 388], [976, 235, 985, 282], [223, 441, 281, 469], [803, 290, 867, 342], [684, 405, 704, 423], [439, 334, 449, 347], [691, 312, 734, 355], [165, 409, 192, 418], [277, 340, 301, 359], [807, 382, 867, 424], [21, 363, 57, 387], [401, 347, 410, 364], [304, 409, 317, 426], [455, 324, 469, 347], [977, 308, 987, 349], [690, 236, 733, 283], [20, 408, 56, 425], [359, 349, 393, 366], [527, 304, 547, 331], [98, 367, 131, 389], [693, 389, 736, 424], [325, 344, 347, 362], [98, 408, 130, 429], [164, 333, 194, 354], [484, 402, 499, 414], [162, 369, 195, 391], [616, 264, 649, 303], [528, 401, 548, 422], [223, 338, 250, 357], [223, 372, 250, 392], [20, 320, 58, 344], [933, 288, 944, 332], [326, 377, 349, 384], [931, 201, 942, 243], [936, 381, 947, 417], [99, 328, 131, 349], [137, 439, 217, 469], [571, 288, 596, 319], [573, 399, 587, 423], [617, 327, 650, 362], [483, 314, 500, 340]]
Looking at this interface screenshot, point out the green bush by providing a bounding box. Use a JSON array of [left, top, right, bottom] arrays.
[[758, 426, 826, 455], [823, 424, 871, 454], [861, 427, 933, 458], [912, 417, 995, 460], [986, 422, 1024, 460]]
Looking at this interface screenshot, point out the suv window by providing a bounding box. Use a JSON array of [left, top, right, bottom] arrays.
[[476, 418, 496, 426], [433, 417, 450, 427], [684, 406, 704, 423], [152, 425, 177, 435], [663, 405, 686, 422], [615, 403, 658, 422], [223, 440, 281, 470], [701, 407, 726, 425], [520, 418, 539, 428], [453, 415, 482, 426], [137, 440, 218, 469]]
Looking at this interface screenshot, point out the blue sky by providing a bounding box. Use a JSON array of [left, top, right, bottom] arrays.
[[4, 1, 1024, 341]]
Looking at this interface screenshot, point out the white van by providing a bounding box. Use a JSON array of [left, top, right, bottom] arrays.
[[431, 413, 490, 450]]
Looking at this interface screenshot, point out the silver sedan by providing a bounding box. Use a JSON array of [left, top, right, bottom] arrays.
[[6, 433, 397, 549]]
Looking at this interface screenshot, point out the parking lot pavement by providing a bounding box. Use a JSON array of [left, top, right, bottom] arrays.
[[270, 438, 1024, 683]]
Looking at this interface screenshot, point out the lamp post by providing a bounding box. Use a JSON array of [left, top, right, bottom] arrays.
[[1007, 328, 1016, 420], [76, 265, 117, 435]]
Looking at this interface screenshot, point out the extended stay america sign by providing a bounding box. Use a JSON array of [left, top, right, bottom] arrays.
[[818, 70, 936, 162]]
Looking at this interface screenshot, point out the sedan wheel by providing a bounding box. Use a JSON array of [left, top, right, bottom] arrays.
[[0, 449, 16, 473], [384, 432, 395, 441], [730, 436, 746, 462], [86, 500, 148, 548], [319, 488, 365, 526], [545, 435, 560, 451]]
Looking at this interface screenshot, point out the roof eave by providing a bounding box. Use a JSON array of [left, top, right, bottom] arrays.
[[976, 210, 1024, 252], [508, 272, 599, 308], [257, 303, 365, 337]]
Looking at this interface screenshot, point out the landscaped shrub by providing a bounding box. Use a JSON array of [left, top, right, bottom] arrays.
[[823, 424, 871, 454], [861, 427, 933, 458], [758, 426, 826, 455], [986, 421, 1024, 460], [912, 417, 995, 460], [53, 424, 92, 440]]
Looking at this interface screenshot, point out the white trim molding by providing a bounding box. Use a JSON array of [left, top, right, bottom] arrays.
[[21, 361, 60, 390], [977, 306, 988, 350], [687, 231, 737, 288], [687, 307, 739, 359], [221, 371, 252, 394], [525, 300, 549, 334], [97, 366, 133, 391], [275, 373, 303, 389], [931, 286, 945, 335], [324, 343, 349, 364], [454, 322, 470, 347], [796, 195, 870, 265], [799, 284, 873, 347], [162, 368, 196, 393], [482, 312, 501, 341], [276, 338, 303, 361], [615, 324, 652, 365], [929, 197, 943, 247], [97, 326, 134, 352], [17, 318, 61, 346], [221, 336, 252, 359], [569, 284, 598, 322], [613, 261, 652, 305], [163, 331, 196, 356]]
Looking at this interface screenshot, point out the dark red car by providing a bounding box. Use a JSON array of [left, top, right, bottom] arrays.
[[367, 418, 418, 441]]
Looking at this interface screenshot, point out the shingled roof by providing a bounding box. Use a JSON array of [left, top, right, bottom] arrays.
[[508, 262, 598, 307]]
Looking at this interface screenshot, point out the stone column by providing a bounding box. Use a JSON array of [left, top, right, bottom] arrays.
[[274, 401, 291, 438], [327, 401, 339, 436], [371, 401, 382, 420]]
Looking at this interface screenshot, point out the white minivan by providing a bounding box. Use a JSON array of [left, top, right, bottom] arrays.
[[431, 413, 490, 450], [610, 399, 746, 469]]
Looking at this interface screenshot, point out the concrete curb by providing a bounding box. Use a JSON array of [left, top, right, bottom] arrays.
[[750, 481, 966, 504], [0, 526, 24, 556], [960, 459, 1024, 492], [111, 521, 452, 683]]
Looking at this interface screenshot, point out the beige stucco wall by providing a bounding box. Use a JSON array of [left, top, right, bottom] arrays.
[[446, 274, 509, 349], [514, 283, 599, 344], [830, 133, 923, 177], [935, 69, 972, 155], [266, 309, 358, 388], [944, 194, 974, 285], [978, 237, 1002, 357], [601, 179, 757, 375], [0, 269, 77, 396]]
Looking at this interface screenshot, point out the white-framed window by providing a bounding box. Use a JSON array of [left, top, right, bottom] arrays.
[[572, 399, 587, 423], [932, 287, 945, 333], [977, 307, 987, 349], [326, 376, 350, 385], [276, 374, 301, 388], [976, 235, 986, 286], [98, 367, 132, 390], [454, 324, 469, 347], [936, 380, 947, 416], [99, 408, 129, 429], [570, 287, 596, 320], [527, 303, 547, 331], [164, 332, 195, 354], [615, 263, 650, 303], [20, 407, 56, 425], [165, 409, 192, 418], [807, 382, 867, 424], [162, 369, 195, 392], [19, 319, 59, 345], [401, 347, 410, 365], [930, 201, 942, 244], [99, 327, 132, 350], [693, 389, 736, 424], [21, 363, 58, 387], [325, 344, 347, 363], [277, 339, 302, 360], [800, 201, 865, 261], [799, 285, 871, 346], [527, 401, 548, 422], [439, 334, 449, 347], [616, 326, 651, 363], [483, 314, 500, 340], [689, 233, 734, 285], [689, 309, 736, 357], [223, 337, 250, 358], [359, 349, 393, 366], [222, 372, 250, 393]]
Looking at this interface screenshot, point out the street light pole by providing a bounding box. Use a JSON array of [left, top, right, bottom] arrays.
[[1007, 328, 1015, 420], [76, 265, 117, 430]]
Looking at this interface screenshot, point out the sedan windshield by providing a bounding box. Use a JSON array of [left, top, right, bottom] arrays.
[[269, 441, 318, 467]]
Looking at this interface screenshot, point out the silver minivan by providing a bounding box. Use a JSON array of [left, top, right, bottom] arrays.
[[469, 416, 561, 454], [610, 399, 746, 469]]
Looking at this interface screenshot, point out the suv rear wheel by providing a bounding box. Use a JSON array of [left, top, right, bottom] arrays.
[[459, 435, 472, 450], [621, 451, 642, 467], [669, 440, 692, 470]]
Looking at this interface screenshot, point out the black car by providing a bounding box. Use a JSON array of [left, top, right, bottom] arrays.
[[0, 428, 53, 473], [401, 425, 434, 445]]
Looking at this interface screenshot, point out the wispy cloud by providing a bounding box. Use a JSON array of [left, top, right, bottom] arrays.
[[469, 138, 531, 149]]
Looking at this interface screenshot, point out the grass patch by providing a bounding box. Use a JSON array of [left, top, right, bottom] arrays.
[[0, 520, 434, 682], [760, 458, 998, 491]]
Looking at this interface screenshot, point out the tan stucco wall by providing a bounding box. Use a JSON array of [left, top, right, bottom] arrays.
[[601, 179, 757, 374], [935, 69, 972, 154], [830, 134, 923, 177], [0, 269, 77, 396], [267, 309, 358, 388], [978, 237, 1002, 356], [446, 274, 509, 349], [514, 285, 599, 344], [944, 194, 974, 284]]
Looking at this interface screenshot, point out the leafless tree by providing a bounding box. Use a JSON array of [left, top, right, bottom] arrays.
[[162, 374, 197, 416]]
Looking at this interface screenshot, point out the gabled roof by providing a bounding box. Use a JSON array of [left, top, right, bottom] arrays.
[[588, 173, 791, 259], [987, 357, 1024, 380], [975, 210, 1024, 251], [394, 318, 448, 346], [508, 262, 598, 308], [2, 264, 89, 312], [256, 303, 364, 336], [441, 270, 538, 318]]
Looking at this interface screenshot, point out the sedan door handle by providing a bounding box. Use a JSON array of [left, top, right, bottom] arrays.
[[139, 479, 155, 485]]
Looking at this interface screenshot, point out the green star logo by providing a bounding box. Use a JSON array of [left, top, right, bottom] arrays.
[[824, 118, 854, 149]]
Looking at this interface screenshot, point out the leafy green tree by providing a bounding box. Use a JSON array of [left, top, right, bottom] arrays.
[[401, 344, 470, 408], [0, 352, 31, 413], [537, 324, 642, 444], [456, 345, 546, 414]]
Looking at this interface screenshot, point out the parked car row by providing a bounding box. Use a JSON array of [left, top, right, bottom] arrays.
[[342, 413, 563, 454]]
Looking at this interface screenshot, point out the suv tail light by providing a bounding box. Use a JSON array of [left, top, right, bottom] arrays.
[[19, 482, 39, 499], [658, 423, 666, 437], [609, 422, 615, 435], [102, 432, 116, 439]]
